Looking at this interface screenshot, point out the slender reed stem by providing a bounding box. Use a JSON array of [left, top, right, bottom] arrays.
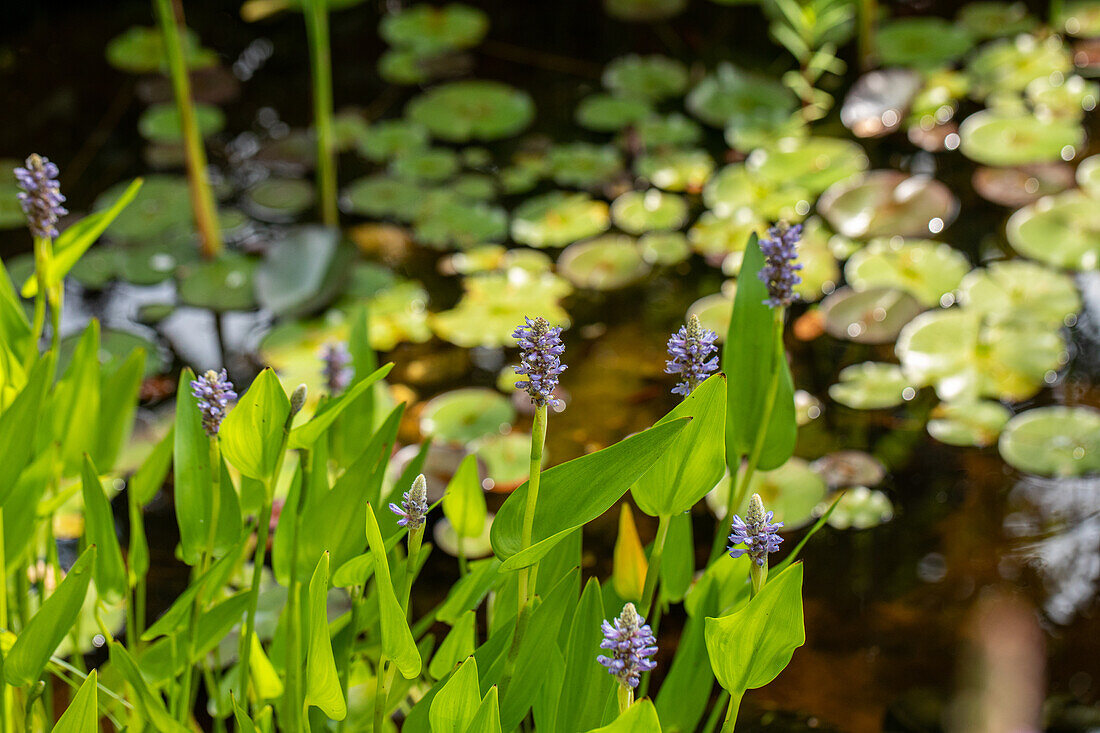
[[702, 690, 728, 733], [303, 0, 338, 227], [639, 514, 671, 617], [29, 236, 49, 362], [721, 690, 743, 733], [284, 449, 311, 733]]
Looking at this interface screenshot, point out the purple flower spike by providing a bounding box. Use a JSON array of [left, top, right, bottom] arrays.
[[758, 222, 803, 308], [597, 602, 658, 689], [389, 474, 429, 529], [665, 314, 719, 397], [14, 154, 67, 240], [727, 493, 784, 567], [319, 341, 352, 395], [512, 316, 566, 408], [190, 369, 237, 437]]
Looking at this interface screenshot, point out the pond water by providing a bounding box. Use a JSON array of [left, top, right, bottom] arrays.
[[4, 0, 1100, 730]]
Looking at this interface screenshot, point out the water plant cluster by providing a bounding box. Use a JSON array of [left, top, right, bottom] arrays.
[[1, 0, 1099, 730]]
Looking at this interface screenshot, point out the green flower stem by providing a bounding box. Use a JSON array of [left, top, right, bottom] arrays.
[[858, 0, 877, 71], [303, 0, 338, 228], [639, 514, 671, 618], [0, 507, 8, 733], [152, 0, 223, 258], [701, 689, 729, 733], [617, 683, 633, 715], [721, 690, 743, 733], [29, 236, 49, 360], [749, 562, 768, 598], [283, 448, 311, 733], [126, 489, 145, 648]]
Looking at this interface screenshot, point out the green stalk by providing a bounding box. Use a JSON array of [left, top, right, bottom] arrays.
[[721, 691, 743, 733], [639, 514, 671, 618], [616, 684, 633, 715], [28, 236, 50, 367], [303, 0, 338, 227], [284, 449, 311, 733], [152, 0, 222, 258], [858, 0, 876, 71], [0, 507, 8, 733], [374, 519, 424, 731]]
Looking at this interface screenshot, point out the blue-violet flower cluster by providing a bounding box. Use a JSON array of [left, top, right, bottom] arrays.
[[15, 154, 67, 240], [758, 222, 803, 308], [665, 314, 719, 397], [390, 474, 429, 530], [320, 341, 352, 394], [512, 316, 566, 408], [597, 602, 658, 689], [190, 369, 237, 437], [728, 493, 784, 567]]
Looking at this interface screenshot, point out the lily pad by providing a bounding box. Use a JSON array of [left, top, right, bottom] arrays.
[[958, 110, 1084, 166], [341, 175, 423, 221], [243, 178, 315, 222], [575, 94, 653, 132], [998, 406, 1100, 476], [627, 113, 704, 148], [377, 49, 435, 86], [686, 63, 798, 130], [706, 458, 827, 529], [472, 433, 533, 492], [177, 253, 258, 312], [556, 235, 650, 290], [356, 120, 430, 162], [927, 400, 1011, 447], [546, 143, 623, 188], [703, 163, 809, 222], [602, 55, 689, 101], [255, 226, 349, 316], [420, 388, 516, 445], [413, 199, 507, 249], [823, 487, 894, 530], [116, 237, 197, 285], [688, 211, 763, 258], [1005, 191, 1100, 270], [957, 260, 1081, 326], [829, 362, 916, 410], [451, 173, 497, 202], [809, 451, 887, 489], [638, 231, 691, 265], [966, 35, 1073, 99], [818, 170, 959, 240], [956, 2, 1037, 39], [430, 270, 571, 348], [390, 147, 460, 182], [138, 103, 225, 143], [844, 238, 970, 307], [510, 191, 610, 248], [380, 4, 489, 54], [876, 18, 974, 68], [367, 281, 434, 350], [69, 247, 120, 289], [746, 136, 869, 196], [1055, 1, 1100, 37], [635, 148, 714, 193], [95, 175, 194, 243], [971, 162, 1076, 207], [105, 26, 217, 74], [407, 81, 534, 142], [840, 69, 922, 137], [1026, 74, 1099, 119], [610, 189, 689, 234], [820, 286, 924, 344], [790, 219, 841, 303], [1078, 154, 1100, 198]]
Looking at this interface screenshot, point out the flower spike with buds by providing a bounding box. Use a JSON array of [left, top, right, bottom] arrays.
[[758, 222, 803, 308], [597, 602, 658, 689], [665, 314, 719, 396], [512, 316, 566, 408], [727, 493, 784, 567], [390, 474, 429, 530], [190, 369, 237, 437], [319, 341, 352, 395], [14, 154, 67, 240]]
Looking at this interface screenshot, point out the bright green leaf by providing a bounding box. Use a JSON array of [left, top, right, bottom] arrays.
[[129, 425, 174, 507], [0, 354, 52, 504], [305, 552, 346, 719], [365, 503, 422, 679], [466, 686, 503, 733], [220, 368, 290, 481], [428, 610, 476, 680], [81, 455, 127, 604], [429, 656, 481, 733], [443, 454, 487, 539], [584, 699, 661, 733], [557, 578, 614, 732], [52, 669, 99, 733], [287, 362, 394, 450]]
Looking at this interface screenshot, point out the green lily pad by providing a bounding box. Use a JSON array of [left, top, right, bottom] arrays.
[[927, 400, 1011, 447], [332, 110, 371, 152], [638, 232, 691, 265], [958, 110, 1084, 166], [745, 136, 869, 196], [116, 237, 198, 285], [687, 293, 733, 342], [413, 199, 507, 249], [440, 245, 507, 275], [966, 35, 1073, 99], [430, 270, 571, 348], [602, 54, 689, 101], [626, 113, 704, 149], [177, 252, 258, 312], [603, 0, 687, 21], [406, 80, 534, 142], [845, 238, 970, 307], [575, 94, 653, 132], [635, 148, 714, 193], [69, 247, 120, 289], [341, 175, 423, 221], [1077, 154, 1100, 198], [356, 119, 430, 162], [255, 226, 349, 316], [510, 191, 610, 248], [390, 148, 460, 182], [472, 433, 533, 492], [420, 388, 517, 445], [818, 170, 959, 239], [1055, 1, 1100, 37], [998, 406, 1100, 476], [433, 515, 495, 559], [1005, 191, 1100, 270], [610, 189, 689, 234], [243, 178, 315, 222], [547, 143, 623, 188], [971, 162, 1076, 207], [379, 3, 489, 53], [688, 211, 763, 259], [452, 173, 497, 201], [367, 281, 434, 350], [957, 260, 1081, 327], [1026, 74, 1099, 119], [138, 103, 224, 143], [706, 458, 827, 529], [823, 487, 894, 530], [556, 235, 650, 290], [956, 2, 1037, 39], [105, 26, 217, 74], [95, 175, 194, 243], [829, 362, 916, 410], [703, 164, 809, 222], [377, 48, 435, 85], [686, 63, 798, 130], [875, 18, 974, 69], [896, 308, 1067, 402], [791, 218, 841, 303], [840, 69, 923, 137], [820, 286, 924, 344], [809, 451, 887, 489]]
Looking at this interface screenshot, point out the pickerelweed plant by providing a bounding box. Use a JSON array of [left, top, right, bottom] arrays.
[[0, 147, 815, 732]]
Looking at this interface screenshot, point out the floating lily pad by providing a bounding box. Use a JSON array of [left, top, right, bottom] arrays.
[[510, 191, 610, 248], [688, 211, 762, 258], [998, 406, 1100, 476], [829, 362, 916, 410], [433, 515, 495, 559], [1027, 74, 1099, 119], [1055, 1, 1100, 37], [686, 63, 798, 130], [967, 35, 1073, 99], [557, 235, 650, 290], [627, 113, 704, 148], [602, 54, 689, 101], [638, 232, 691, 265], [367, 281, 434, 349], [356, 119, 430, 162], [635, 148, 715, 192], [420, 388, 517, 445], [390, 147, 460, 182], [406, 81, 534, 142], [706, 458, 827, 529], [95, 175, 194, 243], [377, 48, 434, 85], [1078, 155, 1100, 197], [957, 260, 1081, 326], [746, 137, 868, 197], [703, 164, 809, 222], [430, 270, 571, 348], [971, 162, 1076, 207], [114, 237, 195, 285], [845, 238, 970, 307], [610, 189, 688, 234], [820, 286, 924, 344], [896, 308, 1067, 402], [818, 170, 959, 239], [138, 103, 224, 143], [823, 487, 894, 530], [255, 226, 349, 316], [957, 2, 1037, 39], [958, 110, 1084, 166], [380, 3, 489, 53], [547, 143, 623, 188], [1006, 191, 1100, 270], [472, 433, 532, 491], [810, 451, 886, 489], [687, 293, 733, 342], [105, 26, 217, 74], [177, 252, 258, 312], [791, 219, 841, 303], [451, 173, 497, 202], [875, 18, 974, 69], [440, 245, 507, 275], [413, 199, 507, 249], [243, 178, 315, 222], [603, 0, 687, 22], [341, 175, 423, 221], [575, 94, 653, 132], [68, 247, 119, 289], [841, 69, 923, 137], [927, 400, 1011, 447]]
